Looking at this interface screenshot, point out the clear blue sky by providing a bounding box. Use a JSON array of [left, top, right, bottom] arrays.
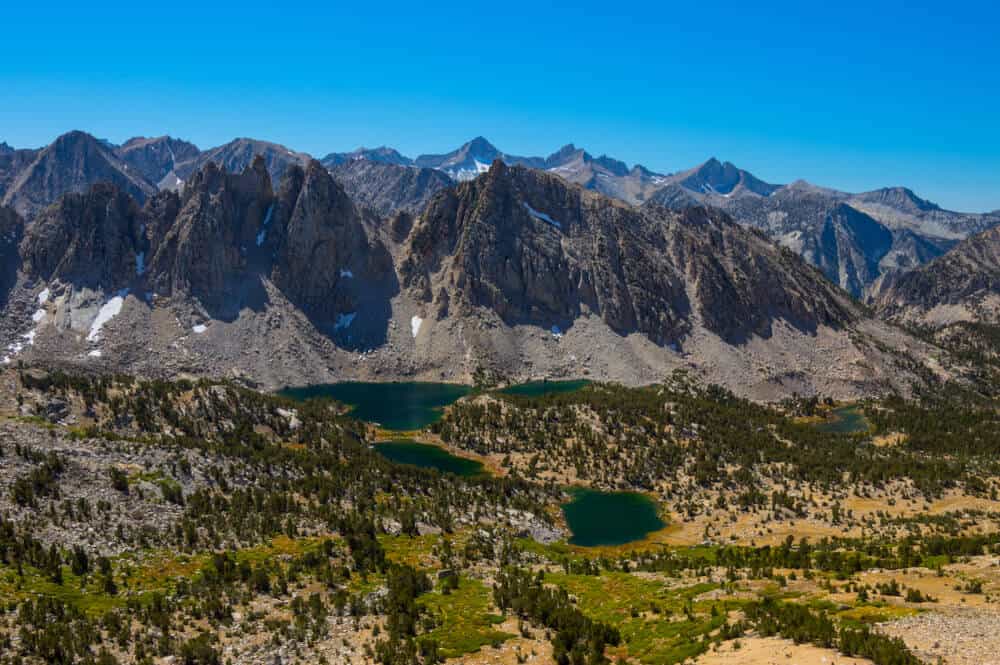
[[2, 1, 998, 211]]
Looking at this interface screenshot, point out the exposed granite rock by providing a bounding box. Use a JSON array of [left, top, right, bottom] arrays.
[[20, 183, 146, 289], [148, 156, 274, 305], [117, 135, 200, 185], [2, 130, 156, 218], [872, 225, 1000, 326], [329, 159, 453, 215], [403, 161, 855, 346]]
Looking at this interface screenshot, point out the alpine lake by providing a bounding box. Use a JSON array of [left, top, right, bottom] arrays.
[[280, 379, 665, 546], [815, 404, 871, 434]]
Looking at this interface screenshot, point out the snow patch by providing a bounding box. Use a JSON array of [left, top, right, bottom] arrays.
[[32, 309, 46, 323], [37, 288, 50, 304], [334, 312, 357, 331], [88, 350, 102, 358], [87, 290, 128, 342], [135, 251, 145, 276], [410, 316, 423, 338], [192, 324, 207, 334], [340, 269, 354, 278], [523, 202, 561, 229], [256, 203, 275, 247], [550, 325, 563, 339]]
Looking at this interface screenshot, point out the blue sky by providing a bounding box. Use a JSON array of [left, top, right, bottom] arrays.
[[2, 1, 998, 211]]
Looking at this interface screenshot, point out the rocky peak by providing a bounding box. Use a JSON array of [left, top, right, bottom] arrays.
[[873, 225, 1000, 325], [168, 138, 311, 192], [117, 135, 200, 185], [320, 146, 413, 168], [545, 144, 586, 167], [271, 160, 388, 324], [854, 186, 939, 213], [2, 130, 156, 219], [328, 159, 453, 216], [403, 163, 855, 344], [20, 183, 147, 289], [147, 158, 274, 303], [593, 155, 629, 177], [672, 157, 779, 198]]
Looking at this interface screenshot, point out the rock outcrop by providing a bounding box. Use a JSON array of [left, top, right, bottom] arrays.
[[402, 161, 855, 345], [872, 225, 1000, 326], [20, 183, 147, 289], [2, 131, 156, 218], [117, 136, 200, 186], [329, 159, 453, 215]]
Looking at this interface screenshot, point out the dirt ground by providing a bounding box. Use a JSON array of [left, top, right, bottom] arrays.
[[694, 636, 873, 665]]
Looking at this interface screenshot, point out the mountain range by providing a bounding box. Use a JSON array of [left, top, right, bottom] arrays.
[[0, 129, 995, 398]]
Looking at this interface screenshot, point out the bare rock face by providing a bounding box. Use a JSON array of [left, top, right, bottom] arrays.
[[872, 225, 1000, 326], [271, 160, 385, 323], [329, 159, 453, 215], [148, 157, 273, 304], [117, 136, 200, 185], [16, 154, 390, 333], [0, 146, 40, 202], [0, 207, 23, 307], [647, 179, 998, 299], [2, 131, 156, 219], [402, 161, 856, 345], [168, 138, 310, 191], [20, 183, 146, 289]]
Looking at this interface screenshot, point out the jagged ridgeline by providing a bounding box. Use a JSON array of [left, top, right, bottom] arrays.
[[1, 146, 947, 399]]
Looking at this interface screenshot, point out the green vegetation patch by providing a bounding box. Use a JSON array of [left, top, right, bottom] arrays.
[[419, 576, 512, 658], [546, 572, 730, 664]]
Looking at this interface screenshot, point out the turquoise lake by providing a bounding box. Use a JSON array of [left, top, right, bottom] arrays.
[[816, 405, 870, 434], [280, 379, 591, 430], [561, 488, 664, 547], [500, 379, 590, 397], [278, 382, 472, 430], [374, 440, 486, 477]]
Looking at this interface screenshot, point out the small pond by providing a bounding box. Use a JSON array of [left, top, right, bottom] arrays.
[[374, 440, 486, 477], [278, 382, 472, 430], [815, 405, 870, 434], [561, 488, 664, 547]]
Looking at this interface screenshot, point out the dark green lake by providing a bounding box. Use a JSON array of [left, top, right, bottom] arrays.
[[500, 379, 590, 397], [816, 405, 870, 434], [374, 440, 486, 477], [561, 488, 664, 547], [278, 382, 472, 430]]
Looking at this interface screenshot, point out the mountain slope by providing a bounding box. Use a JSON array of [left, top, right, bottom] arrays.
[[0, 154, 949, 399], [649, 180, 971, 298], [167, 138, 311, 191], [1, 131, 156, 218], [847, 187, 1000, 239], [117, 135, 200, 185], [872, 225, 1000, 327], [328, 159, 454, 215], [321, 146, 413, 167], [666, 157, 780, 197], [415, 137, 545, 180], [402, 161, 852, 345], [391, 161, 940, 396], [20, 184, 147, 290], [0, 145, 40, 202], [541, 144, 670, 204]]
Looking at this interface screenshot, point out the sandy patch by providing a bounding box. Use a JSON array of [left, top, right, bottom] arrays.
[[695, 636, 873, 665]]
